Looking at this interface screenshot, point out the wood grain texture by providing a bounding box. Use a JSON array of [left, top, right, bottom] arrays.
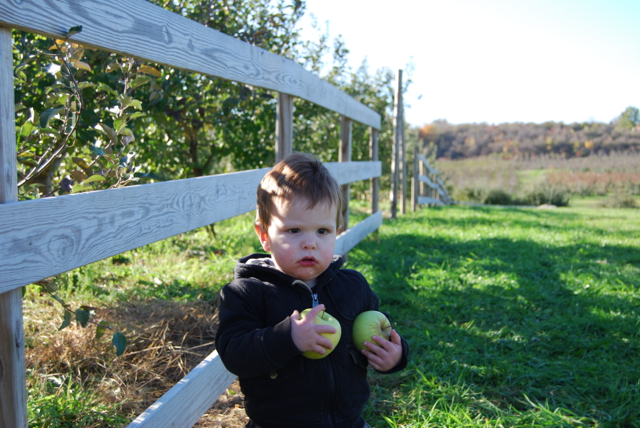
[[0, 162, 380, 293], [275, 93, 293, 163], [126, 350, 236, 428], [0, 26, 27, 428], [0, 0, 380, 129], [334, 211, 382, 256]]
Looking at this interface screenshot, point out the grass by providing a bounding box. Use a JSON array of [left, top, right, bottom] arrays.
[[24, 203, 640, 427], [348, 205, 640, 427]]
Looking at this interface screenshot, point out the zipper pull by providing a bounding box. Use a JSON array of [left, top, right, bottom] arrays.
[[311, 293, 319, 308]]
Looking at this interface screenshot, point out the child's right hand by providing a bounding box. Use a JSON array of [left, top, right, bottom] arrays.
[[290, 304, 337, 356]]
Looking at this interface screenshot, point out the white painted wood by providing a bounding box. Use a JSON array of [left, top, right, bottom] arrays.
[[324, 161, 381, 185], [0, 25, 27, 428], [127, 350, 236, 428], [418, 153, 438, 176], [0, 0, 381, 129], [417, 196, 444, 206], [275, 93, 293, 163], [0, 162, 380, 293], [390, 70, 402, 219], [334, 211, 383, 256], [0, 168, 267, 293], [418, 174, 439, 191], [339, 116, 352, 233], [369, 128, 379, 214]]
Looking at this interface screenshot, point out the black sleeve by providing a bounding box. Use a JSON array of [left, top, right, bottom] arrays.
[[215, 280, 301, 378]]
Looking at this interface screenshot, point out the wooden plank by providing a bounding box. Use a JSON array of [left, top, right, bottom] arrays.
[[418, 174, 439, 191], [0, 161, 380, 293], [0, 168, 267, 293], [412, 145, 418, 212], [324, 161, 381, 185], [0, 0, 381, 129], [390, 70, 402, 219], [127, 350, 236, 428], [334, 211, 383, 256], [369, 128, 379, 214], [275, 93, 293, 163], [339, 116, 352, 232], [417, 196, 444, 206], [0, 26, 27, 428], [418, 153, 438, 176]]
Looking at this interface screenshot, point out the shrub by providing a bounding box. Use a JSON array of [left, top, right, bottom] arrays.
[[482, 189, 514, 205], [525, 183, 571, 207], [599, 193, 638, 208]]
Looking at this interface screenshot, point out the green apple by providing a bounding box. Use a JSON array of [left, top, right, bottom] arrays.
[[300, 308, 342, 359], [352, 310, 392, 352]]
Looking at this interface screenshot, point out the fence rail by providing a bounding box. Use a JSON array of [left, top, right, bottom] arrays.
[[412, 149, 452, 210], [0, 1, 384, 427]]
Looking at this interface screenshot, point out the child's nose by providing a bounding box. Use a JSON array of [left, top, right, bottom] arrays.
[[301, 235, 316, 249]]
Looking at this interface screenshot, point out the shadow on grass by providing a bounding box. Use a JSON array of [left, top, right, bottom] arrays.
[[351, 208, 640, 426]]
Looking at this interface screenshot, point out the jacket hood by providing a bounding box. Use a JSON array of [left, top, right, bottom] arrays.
[[234, 252, 344, 290]]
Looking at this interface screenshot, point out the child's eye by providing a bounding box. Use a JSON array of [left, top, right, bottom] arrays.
[[318, 229, 328, 235], [289, 228, 300, 234]]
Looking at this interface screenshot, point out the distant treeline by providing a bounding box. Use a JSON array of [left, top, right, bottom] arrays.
[[418, 119, 640, 160]]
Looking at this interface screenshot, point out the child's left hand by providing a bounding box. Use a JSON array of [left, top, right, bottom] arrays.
[[360, 329, 403, 372]]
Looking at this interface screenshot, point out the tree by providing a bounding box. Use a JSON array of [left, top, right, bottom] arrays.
[[618, 106, 640, 130]]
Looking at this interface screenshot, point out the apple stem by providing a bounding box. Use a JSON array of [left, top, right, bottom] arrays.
[[322, 309, 325, 318], [383, 323, 395, 330]]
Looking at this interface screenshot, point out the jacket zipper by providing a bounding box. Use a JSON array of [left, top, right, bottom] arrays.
[[292, 279, 319, 307]]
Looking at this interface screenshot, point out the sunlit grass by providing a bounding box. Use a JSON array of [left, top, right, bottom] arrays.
[[349, 205, 640, 427]]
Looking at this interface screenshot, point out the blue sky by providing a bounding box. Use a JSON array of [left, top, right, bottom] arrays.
[[298, 0, 640, 126]]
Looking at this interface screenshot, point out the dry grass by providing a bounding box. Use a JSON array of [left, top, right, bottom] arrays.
[[24, 291, 250, 426]]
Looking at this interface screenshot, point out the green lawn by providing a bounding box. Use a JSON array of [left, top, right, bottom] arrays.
[[25, 204, 640, 427], [349, 205, 640, 427]]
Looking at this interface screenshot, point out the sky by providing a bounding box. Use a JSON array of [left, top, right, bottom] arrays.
[[298, 0, 640, 127]]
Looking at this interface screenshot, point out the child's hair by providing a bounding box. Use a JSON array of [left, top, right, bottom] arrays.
[[256, 152, 343, 230]]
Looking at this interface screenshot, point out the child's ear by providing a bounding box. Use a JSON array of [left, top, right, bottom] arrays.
[[254, 222, 271, 252]]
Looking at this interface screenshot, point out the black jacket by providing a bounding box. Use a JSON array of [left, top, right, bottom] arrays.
[[215, 253, 409, 428]]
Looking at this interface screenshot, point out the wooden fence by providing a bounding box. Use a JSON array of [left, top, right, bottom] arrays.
[[412, 147, 452, 210], [0, 1, 384, 426]]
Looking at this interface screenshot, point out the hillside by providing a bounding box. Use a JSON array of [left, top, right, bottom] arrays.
[[419, 120, 640, 160]]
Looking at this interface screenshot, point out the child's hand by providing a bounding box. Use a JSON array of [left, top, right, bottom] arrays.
[[290, 304, 337, 356], [361, 329, 403, 372]]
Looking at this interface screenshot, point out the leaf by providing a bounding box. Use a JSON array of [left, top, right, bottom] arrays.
[[71, 183, 93, 193], [74, 61, 91, 72], [75, 308, 90, 328], [83, 174, 106, 184], [105, 62, 121, 73], [39, 107, 63, 128], [130, 76, 151, 88], [69, 170, 86, 183], [67, 25, 83, 38], [20, 121, 36, 137], [95, 321, 109, 341], [72, 157, 92, 176], [89, 145, 107, 156], [128, 112, 146, 120], [77, 81, 96, 89], [112, 331, 127, 356], [139, 65, 161, 78], [59, 310, 72, 330], [99, 123, 118, 146]]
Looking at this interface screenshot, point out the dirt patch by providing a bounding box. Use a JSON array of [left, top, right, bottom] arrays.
[[24, 294, 249, 426]]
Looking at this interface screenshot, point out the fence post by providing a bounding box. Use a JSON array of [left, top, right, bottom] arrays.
[[369, 128, 379, 214], [400, 97, 406, 215], [412, 145, 418, 212], [339, 116, 352, 232], [0, 26, 27, 428], [275, 92, 293, 163], [390, 69, 402, 219]]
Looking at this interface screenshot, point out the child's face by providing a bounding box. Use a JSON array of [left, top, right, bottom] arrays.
[[255, 197, 338, 288]]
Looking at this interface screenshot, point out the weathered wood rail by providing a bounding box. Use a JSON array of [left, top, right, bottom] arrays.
[[412, 148, 452, 210], [0, 1, 383, 427]]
